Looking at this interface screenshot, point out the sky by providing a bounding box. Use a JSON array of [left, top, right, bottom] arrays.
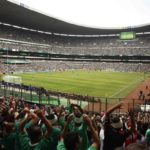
[[13, 0, 150, 29]]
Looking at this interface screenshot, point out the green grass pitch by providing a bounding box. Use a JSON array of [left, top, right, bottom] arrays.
[[14, 70, 147, 99]]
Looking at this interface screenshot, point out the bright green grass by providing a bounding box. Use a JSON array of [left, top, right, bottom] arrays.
[[14, 70, 148, 99]]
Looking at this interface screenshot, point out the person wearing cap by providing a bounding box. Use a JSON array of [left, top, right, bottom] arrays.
[[103, 102, 135, 150]]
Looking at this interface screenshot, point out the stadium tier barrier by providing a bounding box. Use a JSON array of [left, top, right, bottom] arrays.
[[0, 81, 145, 113]]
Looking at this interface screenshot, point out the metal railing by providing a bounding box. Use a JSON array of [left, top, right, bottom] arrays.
[[0, 81, 144, 113]]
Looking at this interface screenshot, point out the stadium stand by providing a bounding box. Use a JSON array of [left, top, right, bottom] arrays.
[[0, 24, 150, 56], [0, 96, 150, 150], [1, 0, 150, 149], [1, 60, 150, 74]]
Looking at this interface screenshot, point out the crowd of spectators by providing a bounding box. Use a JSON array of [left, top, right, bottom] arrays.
[[1, 23, 150, 150], [0, 24, 150, 56], [0, 95, 150, 150], [0, 60, 150, 74]]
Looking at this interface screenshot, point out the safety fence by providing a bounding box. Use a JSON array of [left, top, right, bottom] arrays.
[[0, 81, 145, 113]]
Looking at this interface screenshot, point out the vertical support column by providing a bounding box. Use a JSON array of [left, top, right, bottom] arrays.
[[21, 85, 23, 99], [92, 102, 94, 112], [58, 94, 60, 106], [39, 90, 41, 104], [88, 100, 90, 111], [144, 98, 147, 112], [11, 84, 13, 96], [132, 99, 135, 110], [48, 94, 50, 105], [92, 97, 95, 112], [30, 86, 32, 103], [80, 100, 82, 108], [105, 98, 108, 112], [99, 99, 101, 113], [4, 84, 6, 98], [128, 103, 130, 112]]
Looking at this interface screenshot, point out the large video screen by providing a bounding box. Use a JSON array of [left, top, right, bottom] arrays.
[[120, 32, 136, 40]]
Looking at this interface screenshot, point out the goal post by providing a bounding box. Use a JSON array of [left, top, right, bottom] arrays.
[[2, 75, 22, 84]]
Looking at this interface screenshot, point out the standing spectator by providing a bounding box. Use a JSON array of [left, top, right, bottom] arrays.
[[57, 113, 100, 150], [19, 108, 53, 150], [145, 125, 150, 149], [103, 103, 135, 150]]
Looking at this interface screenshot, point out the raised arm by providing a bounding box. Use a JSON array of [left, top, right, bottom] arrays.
[[19, 108, 39, 133], [19, 114, 32, 134], [83, 114, 100, 150], [61, 114, 73, 139], [106, 102, 122, 116], [36, 109, 52, 138]]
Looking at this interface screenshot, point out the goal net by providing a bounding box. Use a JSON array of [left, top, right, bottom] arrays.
[[2, 75, 22, 84]]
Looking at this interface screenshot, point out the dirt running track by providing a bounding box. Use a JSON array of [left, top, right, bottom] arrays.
[[85, 78, 150, 113]]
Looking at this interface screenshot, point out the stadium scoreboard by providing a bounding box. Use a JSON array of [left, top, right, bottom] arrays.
[[120, 31, 136, 40]]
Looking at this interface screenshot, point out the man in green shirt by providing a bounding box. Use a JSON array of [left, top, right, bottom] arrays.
[[57, 113, 100, 150], [145, 125, 150, 148], [19, 108, 53, 150]]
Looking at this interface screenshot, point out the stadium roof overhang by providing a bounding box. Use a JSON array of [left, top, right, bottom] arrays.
[[0, 0, 150, 35]]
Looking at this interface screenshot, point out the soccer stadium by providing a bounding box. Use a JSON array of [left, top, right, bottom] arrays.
[[0, 0, 150, 150]]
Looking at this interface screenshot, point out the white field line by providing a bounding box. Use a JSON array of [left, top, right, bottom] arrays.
[[110, 77, 143, 98]]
